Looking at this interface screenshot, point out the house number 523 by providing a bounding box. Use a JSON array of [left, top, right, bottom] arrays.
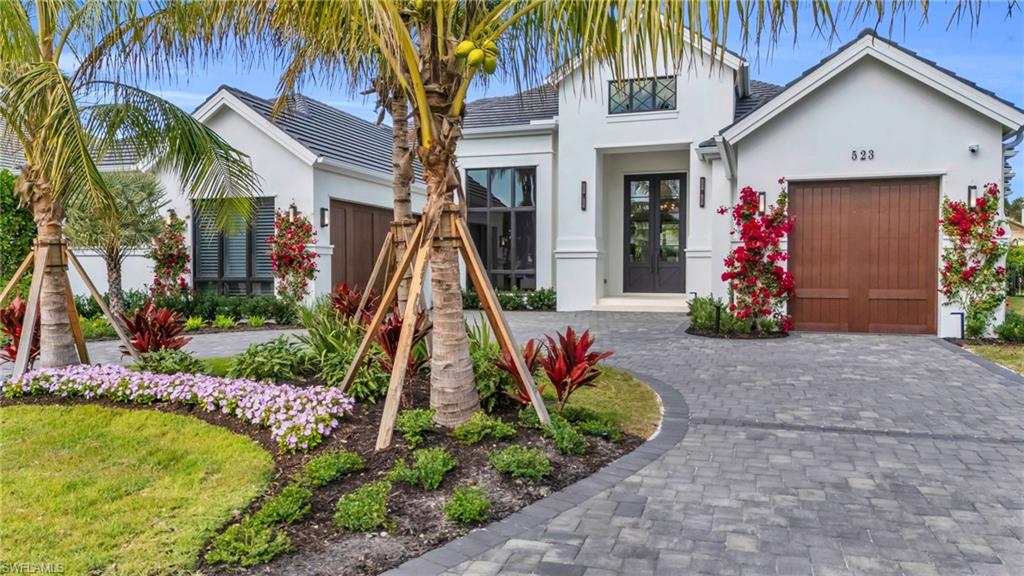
[[851, 149, 875, 161]]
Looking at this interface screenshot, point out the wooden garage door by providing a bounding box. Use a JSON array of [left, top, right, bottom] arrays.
[[788, 178, 938, 334], [330, 199, 392, 292]]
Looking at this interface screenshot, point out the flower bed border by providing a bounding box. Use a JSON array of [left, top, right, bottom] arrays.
[[684, 326, 788, 340]]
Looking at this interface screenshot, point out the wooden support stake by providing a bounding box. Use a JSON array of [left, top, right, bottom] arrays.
[[65, 248, 140, 362], [356, 230, 393, 318], [64, 272, 89, 364], [375, 237, 432, 451], [339, 220, 426, 392], [12, 245, 47, 378], [0, 249, 34, 305], [455, 213, 551, 425]]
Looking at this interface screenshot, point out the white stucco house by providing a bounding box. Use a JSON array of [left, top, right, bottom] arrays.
[[458, 29, 1024, 337]]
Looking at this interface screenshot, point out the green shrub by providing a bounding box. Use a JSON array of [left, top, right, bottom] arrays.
[[451, 412, 516, 445], [80, 317, 116, 339], [73, 294, 103, 320], [334, 481, 392, 532], [462, 290, 480, 310], [689, 294, 754, 334], [1, 169, 36, 290], [184, 316, 206, 331], [544, 414, 589, 455], [318, 350, 390, 403], [247, 315, 267, 328], [252, 484, 312, 525], [134, 348, 206, 375], [525, 288, 557, 311], [490, 446, 551, 480], [213, 314, 237, 329], [496, 289, 526, 311], [299, 450, 365, 487], [445, 485, 491, 525], [395, 408, 435, 448], [299, 302, 390, 401], [995, 311, 1024, 343], [206, 517, 291, 566], [467, 319, 513, 413], [560, 407, 624, 443], [227, 336, 304, 383], [388, 447, 458, 490]]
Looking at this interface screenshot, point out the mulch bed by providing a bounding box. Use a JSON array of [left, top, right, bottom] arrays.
[[1, 375, 643, 576], [685, 326, 788, 339], [945, 337, 1013, 347]]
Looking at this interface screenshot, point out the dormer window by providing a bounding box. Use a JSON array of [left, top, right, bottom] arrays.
[[608, 76, 676, 114]]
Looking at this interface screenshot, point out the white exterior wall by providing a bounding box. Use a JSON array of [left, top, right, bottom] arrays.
[[555, 54, 737, 309], [456, 128, 557, 291], [731, 57, 1008, 337]]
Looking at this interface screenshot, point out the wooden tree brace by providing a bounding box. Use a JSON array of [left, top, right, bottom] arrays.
[[11, 245, 48, 378], [356, 230, 394, 319], [0, 250, 34, 305], [65, 248, 139, 363]]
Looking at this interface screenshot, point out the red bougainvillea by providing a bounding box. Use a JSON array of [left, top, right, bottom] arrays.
[[718, 179, 795, 333], [148, 216, 190, 298], [939, 183, 1009, 338], [269, 207, 317, 303]]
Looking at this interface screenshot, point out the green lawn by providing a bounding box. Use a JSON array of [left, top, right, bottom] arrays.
[[1009, 296, 1023, 315], [967, 344, 1024, 375], [541, 366, 662, 438], [0, 404, 273, 575]]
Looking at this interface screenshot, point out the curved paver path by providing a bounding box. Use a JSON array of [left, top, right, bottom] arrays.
[[82, 312, 1024, 575], [388, 312, 1024, 576]]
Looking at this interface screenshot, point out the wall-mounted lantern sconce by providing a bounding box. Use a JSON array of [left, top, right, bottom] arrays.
[[164, 208, 177, 226], [758, 191, 767, 215], [967, 185, 977, 211], [288, 202, 299, 222], [581, 181, 587, 211], [320, 207, 330, 228], [699, 177, 706, 208]]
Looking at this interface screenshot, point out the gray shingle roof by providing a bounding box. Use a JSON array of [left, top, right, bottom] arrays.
[[1, 118, 25, 173], [464, 85, 559, 130], [1, 118, 139, 173], [219, 86, 402, 176]]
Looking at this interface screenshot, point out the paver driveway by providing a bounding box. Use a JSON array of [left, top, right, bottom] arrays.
[[392, 311, 1024, 576]]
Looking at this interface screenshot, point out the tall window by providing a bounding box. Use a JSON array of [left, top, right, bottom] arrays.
[[608, 76, 676, 114], [193, 197, 275, 295], [465, 167, 537, 290]]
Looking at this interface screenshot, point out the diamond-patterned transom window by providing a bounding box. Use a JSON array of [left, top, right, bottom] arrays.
[[608, 75, 676, 114]]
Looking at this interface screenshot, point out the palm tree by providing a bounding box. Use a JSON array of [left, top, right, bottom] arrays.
[[64, 171, 167, 316], [1, 1, 260, 368]]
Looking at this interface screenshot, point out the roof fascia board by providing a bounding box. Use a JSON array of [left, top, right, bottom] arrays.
[[194, 90, 319, 166], [314, 156, 427, 195], [723, 36, 1024, 143], [462, 122, 557, 139]]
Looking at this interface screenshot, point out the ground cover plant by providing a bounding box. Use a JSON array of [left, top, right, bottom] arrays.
[[3, 364, 354, 451], [0, 404, 272, 575], [388, 447, 459, 490], [227, 336, 307, 383], [445, 485, 492, 524]]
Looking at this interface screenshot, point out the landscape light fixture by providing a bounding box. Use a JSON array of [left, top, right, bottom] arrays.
[[320, 207, 330, 228]]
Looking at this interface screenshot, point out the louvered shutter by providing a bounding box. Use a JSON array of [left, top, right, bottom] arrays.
[[194, 207, 220, 279], [253, 199, 275, 278]]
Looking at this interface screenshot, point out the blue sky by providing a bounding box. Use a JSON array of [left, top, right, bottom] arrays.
[[139, 1, 1024, 198]]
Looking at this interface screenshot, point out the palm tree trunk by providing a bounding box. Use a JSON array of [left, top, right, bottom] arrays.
[[423, 155, 479, 427], [24, 170, 80, 368], [390, 93, 415, 310], [106, 249, 125, 317]]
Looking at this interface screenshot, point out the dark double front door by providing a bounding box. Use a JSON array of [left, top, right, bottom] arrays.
[[624, 173, 685, 293]]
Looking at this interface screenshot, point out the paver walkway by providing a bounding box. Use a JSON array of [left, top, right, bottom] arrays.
[[84, 312, 1024, 575]]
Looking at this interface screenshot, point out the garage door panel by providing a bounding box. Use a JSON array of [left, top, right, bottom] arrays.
[[330, 199, 394, 292], [789, 178, 937, 334]]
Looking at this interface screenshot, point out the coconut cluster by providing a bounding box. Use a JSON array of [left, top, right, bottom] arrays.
[[455, 39, 499, 74]]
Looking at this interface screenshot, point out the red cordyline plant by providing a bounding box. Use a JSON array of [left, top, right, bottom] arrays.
[[374, 304, 431, 382], [0, 295, 40, 365], [331, 283, 378, 323], [718, 179, 796, 333], [939, 182, 1009, 338], [269, 207, 317, 304], [148, 216, 190, 298], [120, 300, 191, 355], [495, 338, 544, 405]]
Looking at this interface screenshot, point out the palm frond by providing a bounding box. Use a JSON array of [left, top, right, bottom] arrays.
[[81, 80, 260, 229], [0, 0, 39, 66]]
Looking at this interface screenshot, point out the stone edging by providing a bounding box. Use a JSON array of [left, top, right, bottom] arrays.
[[935, 338, 1024, 386], [381, 367, 690, 576]]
